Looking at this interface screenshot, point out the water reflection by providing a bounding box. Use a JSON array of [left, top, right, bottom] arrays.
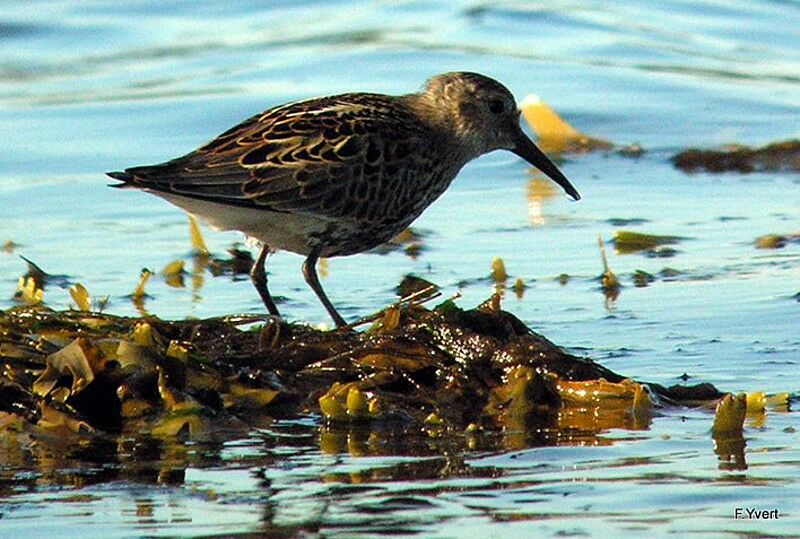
[[3, 406, 797, 535], [712, 432, 747, 472], [191, 251, 209, 306], [526, 176, 558, 227], [0, 408, 650, 495], [127, 268, 152, 316]]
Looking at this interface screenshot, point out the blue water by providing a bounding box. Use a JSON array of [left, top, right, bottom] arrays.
[[1, 1, 799, 537]]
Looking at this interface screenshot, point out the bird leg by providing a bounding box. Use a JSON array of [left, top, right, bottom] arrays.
[[302, 247, 347, 328], [250, 244, 281, 317]]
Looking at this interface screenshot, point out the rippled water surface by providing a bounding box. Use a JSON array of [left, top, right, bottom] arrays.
[[2, 1, 799, 537]]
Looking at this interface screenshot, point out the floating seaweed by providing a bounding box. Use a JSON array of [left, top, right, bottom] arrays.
[[69, 283, 91, 311], [491, 256, 508, 283], [633, 270, 656, 288], [712, 393, 748, 471], [754, 233, 800, 249], [520, 94, 614, 154], [612, 230, 683, 255], [396, 275, 440, 300], [208, 245, 254, 277], [513, 278, 526, 298], [188, 215, 210, 256], [597, 235, 620, 303], [15, 276, 43, 305], [369, 227, 427, 257], [673, 139, 800, 173]]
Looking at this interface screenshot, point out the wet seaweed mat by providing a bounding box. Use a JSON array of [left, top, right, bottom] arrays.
[[3, 289, 769, 447]]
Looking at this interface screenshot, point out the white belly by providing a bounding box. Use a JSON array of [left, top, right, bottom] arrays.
[[152, 190, 334, 256]]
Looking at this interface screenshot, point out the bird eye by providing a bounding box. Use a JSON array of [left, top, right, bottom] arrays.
[[488, 99, 505, 114]]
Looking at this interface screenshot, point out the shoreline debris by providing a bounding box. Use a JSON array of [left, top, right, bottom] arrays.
[[673, 139, 800, 173]]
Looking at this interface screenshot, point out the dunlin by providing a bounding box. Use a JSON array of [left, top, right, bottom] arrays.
[[109, 72, 580, 326]]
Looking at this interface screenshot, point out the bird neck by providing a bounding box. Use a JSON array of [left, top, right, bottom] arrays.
[[400, 93, 485, 166]]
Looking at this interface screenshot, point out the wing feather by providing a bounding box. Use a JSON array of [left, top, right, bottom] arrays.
[[110, 94, 434, 221]]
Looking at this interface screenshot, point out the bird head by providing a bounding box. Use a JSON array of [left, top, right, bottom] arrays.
[[420, 72, 580, 201]]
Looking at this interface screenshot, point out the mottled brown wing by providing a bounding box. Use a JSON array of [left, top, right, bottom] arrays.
[[118, 94, 435, 223]]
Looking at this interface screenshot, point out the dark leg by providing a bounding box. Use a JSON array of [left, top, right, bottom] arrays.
[[302, 246, 346, 327], [251, 244, 281, 317]]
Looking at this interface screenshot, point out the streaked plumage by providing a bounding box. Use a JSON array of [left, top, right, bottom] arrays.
[[109, 72, 579, 326]]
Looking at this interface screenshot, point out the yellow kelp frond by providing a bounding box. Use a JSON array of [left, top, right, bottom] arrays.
[[520, 94, 613, 154]]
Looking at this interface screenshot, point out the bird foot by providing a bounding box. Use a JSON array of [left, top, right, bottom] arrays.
[[334, 321, 357, 334], [258, 315, 284, 350]]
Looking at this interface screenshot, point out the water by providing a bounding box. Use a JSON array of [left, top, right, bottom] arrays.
[[2, 0, 800, 536]]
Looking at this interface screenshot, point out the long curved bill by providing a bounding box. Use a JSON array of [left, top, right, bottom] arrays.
[[512, 133, 580, 201]]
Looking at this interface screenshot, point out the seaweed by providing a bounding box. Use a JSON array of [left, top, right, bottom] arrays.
[[673, 139, 800, 173], [1, 287, 739, 445]]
